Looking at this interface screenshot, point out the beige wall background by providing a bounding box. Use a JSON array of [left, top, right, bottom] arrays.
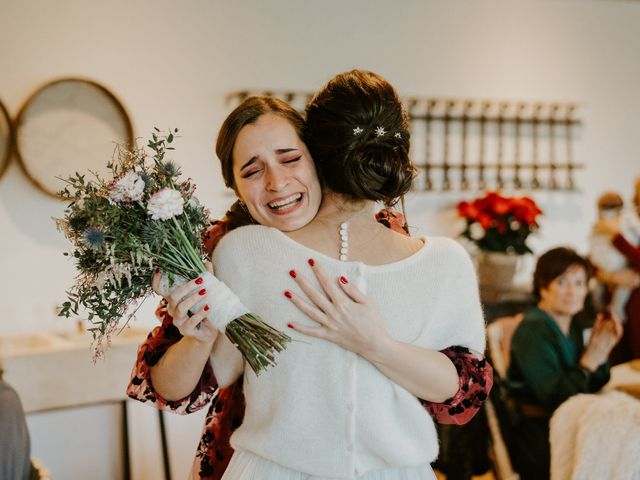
[[0, 0, 639, 478]]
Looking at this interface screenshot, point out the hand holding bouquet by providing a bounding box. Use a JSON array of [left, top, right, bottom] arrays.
[[55, 129, 290, 373]]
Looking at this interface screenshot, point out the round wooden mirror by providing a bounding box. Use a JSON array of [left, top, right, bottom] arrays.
[[14, 78, 133, 198], [0, 98, 12, 181]]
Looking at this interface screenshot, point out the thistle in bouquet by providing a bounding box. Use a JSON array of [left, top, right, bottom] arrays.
[[55, 129, 290, 373]]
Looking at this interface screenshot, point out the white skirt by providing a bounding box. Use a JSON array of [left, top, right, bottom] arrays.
[[221, 449, 437, 480]]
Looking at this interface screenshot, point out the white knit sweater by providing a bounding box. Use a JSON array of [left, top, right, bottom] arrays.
[[211, 225, 486, 479]]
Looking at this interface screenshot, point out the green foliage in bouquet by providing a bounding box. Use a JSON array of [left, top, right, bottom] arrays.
[[55, 129, 290, 371]]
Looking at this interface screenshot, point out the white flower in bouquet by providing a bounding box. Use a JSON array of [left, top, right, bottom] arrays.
[[109, 171, 146, 203], [147, 187, 184, 220]]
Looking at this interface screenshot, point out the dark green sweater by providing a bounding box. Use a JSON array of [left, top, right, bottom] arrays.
[[506, 307, 610, 412]]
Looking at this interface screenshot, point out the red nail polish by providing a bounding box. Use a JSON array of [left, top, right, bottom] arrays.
[[155, 267, 160, 273], [204, 305, 210, 312], [195, 277, 203, 285], [284, 290, 292, 299], [289, 269, 297, 278], [308, 258, 315, 267], [199, 288, 207, 296], [287, 323, 294, 329], [340, 276, 348, 284]]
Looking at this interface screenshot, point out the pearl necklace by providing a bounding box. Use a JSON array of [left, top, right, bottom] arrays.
[[339, 222, 349, 261]]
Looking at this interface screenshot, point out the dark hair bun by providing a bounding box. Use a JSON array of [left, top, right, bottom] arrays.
[[334, 142, 414, 203], [305, 70, 416, 205]]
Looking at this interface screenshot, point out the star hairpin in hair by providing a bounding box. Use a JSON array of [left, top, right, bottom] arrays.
[[374, 126, 386, 137], [394, 132, 402, 139], [352, 126, 364, 135]]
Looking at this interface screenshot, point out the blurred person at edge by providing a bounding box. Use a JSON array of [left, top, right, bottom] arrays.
[[588, 192, 638, 323], [0, 364, 36, 480], [594, 177, 640, 363]]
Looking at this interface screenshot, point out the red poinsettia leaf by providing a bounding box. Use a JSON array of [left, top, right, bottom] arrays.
[[472, 197, 485, 213], [524, 212, 538, 224], [482, 191, 512, 216], [493, 197, 511, 215], [510, 206, 526, 222], [457, 201, 479, 220], [478, 213, 492, 229]]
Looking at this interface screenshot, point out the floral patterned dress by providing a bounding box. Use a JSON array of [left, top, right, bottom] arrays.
[[127, 210, 493, 479]]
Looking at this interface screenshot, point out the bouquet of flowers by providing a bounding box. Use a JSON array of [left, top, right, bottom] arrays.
[[456, 191, 543, 254], [55, 129, 290, 373]]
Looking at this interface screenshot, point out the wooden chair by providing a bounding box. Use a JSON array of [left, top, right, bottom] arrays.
[[485, 314, 524, 480], [487, 314, 523, 379]]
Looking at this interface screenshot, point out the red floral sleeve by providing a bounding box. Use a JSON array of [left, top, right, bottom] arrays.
[[126, 300, 218, 413], [375, 209, 410, 235], [420, 346, 493, 425]]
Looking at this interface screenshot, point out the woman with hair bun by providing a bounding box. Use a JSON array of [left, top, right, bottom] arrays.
[[210, 70, 489, 480]]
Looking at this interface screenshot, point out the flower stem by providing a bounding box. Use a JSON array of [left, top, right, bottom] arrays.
[[171, 217, 206, 273]]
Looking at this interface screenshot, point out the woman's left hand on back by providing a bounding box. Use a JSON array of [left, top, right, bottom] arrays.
[[285, 260, 392, 357]]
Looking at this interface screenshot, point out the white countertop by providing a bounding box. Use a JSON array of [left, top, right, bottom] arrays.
[[1, 328, 149, 413]]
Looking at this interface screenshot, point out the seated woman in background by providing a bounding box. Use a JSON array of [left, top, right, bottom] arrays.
[[506, 247, 622, 480]]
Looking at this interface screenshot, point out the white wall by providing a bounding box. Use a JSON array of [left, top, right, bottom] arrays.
[[1, 0, 639, 478]]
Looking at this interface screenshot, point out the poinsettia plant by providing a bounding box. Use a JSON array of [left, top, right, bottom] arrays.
[[457, 191, 543, 254]]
